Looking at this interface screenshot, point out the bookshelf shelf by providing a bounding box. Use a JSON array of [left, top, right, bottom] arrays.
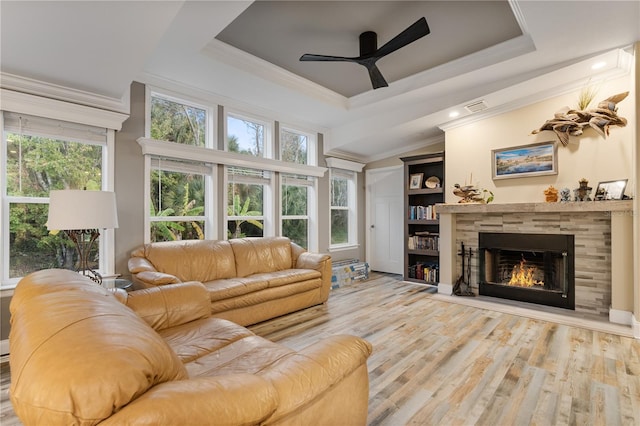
[[401, 152, 444, 285]]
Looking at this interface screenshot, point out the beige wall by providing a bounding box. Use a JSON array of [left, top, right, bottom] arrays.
[[444, 76, 635, 204], [114, 81, 146, 277]]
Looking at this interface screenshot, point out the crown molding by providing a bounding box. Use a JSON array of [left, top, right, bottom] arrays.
[[201, 39, 348, 109], [0, 88, 129, 130], [325, 157, 365, 172], [0, 72, 130, 115]]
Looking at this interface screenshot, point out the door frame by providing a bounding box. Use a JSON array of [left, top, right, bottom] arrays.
[[365, 165, 403, 273]]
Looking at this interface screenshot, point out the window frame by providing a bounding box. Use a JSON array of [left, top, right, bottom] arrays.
[[225, 166, 274, 240], [146, 87, 215, 149], [145, 157, 215, 243], [225, 109, 273, 159], [329, 168, 358, 250], [1, 112, 116, 288], [280, 174, 318, 251], [279, 125, 316, 166]]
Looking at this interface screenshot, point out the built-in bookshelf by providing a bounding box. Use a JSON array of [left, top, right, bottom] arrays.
[[401, 152, 444, 286]]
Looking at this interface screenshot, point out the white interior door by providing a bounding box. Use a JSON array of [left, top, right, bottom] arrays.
[[366, 166, 403, 274]]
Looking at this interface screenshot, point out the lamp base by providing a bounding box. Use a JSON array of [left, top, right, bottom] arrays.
[[64, 229, 102, 285]]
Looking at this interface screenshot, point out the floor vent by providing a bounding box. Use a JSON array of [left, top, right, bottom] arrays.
[[465, 100, 488, 113]]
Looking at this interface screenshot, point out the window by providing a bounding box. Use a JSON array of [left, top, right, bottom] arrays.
[[281, 174, 316, 249], [149, 92, 208, 147], [280, 127, 314, 165], [227, 167, 272, 239], [149, 158, 212, 242], [2, 112, 111, 284], [227, 112, 271, 158], [330, 169, 357, 247]]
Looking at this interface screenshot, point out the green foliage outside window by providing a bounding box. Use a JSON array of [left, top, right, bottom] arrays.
[[6, 134, 102, 278], [282, 184, 308, 248], [150, 96, 206, 146]]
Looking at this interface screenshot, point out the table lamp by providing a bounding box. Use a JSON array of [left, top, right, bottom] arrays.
[[47, 190, 118, 284]]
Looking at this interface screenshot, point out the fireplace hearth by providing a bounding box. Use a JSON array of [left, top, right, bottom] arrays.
[[479, 232, 575, 310]]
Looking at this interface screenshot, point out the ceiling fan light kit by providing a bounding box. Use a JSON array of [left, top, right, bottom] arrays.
[[300, 17, 430, 90]]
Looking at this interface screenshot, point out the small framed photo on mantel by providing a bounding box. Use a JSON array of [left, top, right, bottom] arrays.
[[409, 173, 424, 189], [594, 179, 627, 200]]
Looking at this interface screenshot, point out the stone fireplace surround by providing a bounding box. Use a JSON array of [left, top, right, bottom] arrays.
[[437, 201, 634, 326]]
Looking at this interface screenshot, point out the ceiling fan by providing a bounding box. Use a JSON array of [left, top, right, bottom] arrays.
[[300, 17, 430, 90]]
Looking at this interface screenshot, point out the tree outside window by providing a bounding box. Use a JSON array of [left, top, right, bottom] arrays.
[[227, 181, 264, 239], [282, 179, 309, 248], [5, 130, 103, 279], [150, 95, 206, 147], [150, 164, 206, 242], [227, 114, 265, 157], [330, 170, 355, 246], [280, 129, 308, 164]]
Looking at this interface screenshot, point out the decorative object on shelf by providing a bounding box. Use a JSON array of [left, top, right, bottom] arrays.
[[409, 173, 424, 189], [594, 179, 627, 200], [560, 187, 571, 202], [531, 91, 628, 146], [543, 185, 559, 202], [425, 175, 440, 189], [573, 178, 592, 201], [492, 141, 558, 180], [47, 190, 119, 285], [453, 184, 494, 204]]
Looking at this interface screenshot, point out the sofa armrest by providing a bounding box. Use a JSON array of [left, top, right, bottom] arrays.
[[101, 374, 278, 426], [132, 271, 181, 287], [261, 334, 372, 423], [120, 282, 210, 331], [296, 251, 332, 301]]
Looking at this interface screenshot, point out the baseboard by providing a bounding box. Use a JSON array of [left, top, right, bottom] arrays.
[[634, 314, 640, 339], [438, 283, 453, 296], [1, 339, 9, 358], [609, 308, 633, 325]]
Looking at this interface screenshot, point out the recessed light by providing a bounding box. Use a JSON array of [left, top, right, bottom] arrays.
[[591, 61, 606, 70], [449, 111, 460, 118]]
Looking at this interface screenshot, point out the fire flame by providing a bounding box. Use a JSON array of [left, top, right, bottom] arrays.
[[508, 258, 543, 287]]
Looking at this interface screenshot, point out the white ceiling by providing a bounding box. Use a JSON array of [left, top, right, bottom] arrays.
[[1, 1, 639, 163]]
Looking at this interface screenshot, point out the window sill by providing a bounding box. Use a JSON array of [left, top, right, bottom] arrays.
[[329, 244, 360, 253]]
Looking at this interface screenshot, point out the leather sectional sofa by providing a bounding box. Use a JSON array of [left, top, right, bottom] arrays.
[[9, 269, 373, 425], [128, 237, 331, 326]]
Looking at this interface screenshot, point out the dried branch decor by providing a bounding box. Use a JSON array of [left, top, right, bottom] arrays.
[[531, 91, 628, 146]]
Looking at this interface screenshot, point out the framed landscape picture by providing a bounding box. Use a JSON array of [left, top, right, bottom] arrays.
[[492, 141, 558, 180]]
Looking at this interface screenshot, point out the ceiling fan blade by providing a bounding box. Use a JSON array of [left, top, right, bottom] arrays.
[[300, 53, 355, 62], [367, 63, 388, 89], [374, 17, 430, 59]]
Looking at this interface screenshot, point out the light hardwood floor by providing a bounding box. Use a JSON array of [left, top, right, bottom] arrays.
[[2, 272, 639, 425]]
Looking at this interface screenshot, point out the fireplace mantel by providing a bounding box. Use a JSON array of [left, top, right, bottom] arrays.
[[437, 200, 633, 214], [437, 199, 634, 327]]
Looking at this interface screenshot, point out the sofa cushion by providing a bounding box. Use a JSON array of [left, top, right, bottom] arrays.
[[252, 269, 321, 287], [9, 269, 188, 425], [203, 276, 269, 302], [142, 239, 237, 282], [209, 278, 322, 314], [160, 317, 262, 364], [229, 237, 293, 277]]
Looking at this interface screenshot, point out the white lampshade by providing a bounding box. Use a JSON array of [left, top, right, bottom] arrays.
[[47, 190, 119, 230]]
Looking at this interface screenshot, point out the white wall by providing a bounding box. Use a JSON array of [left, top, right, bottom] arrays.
[[444, 76, 635, 204]]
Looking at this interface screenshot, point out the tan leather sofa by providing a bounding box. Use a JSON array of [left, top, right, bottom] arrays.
[[128, 237, 331, 326], [9, 269, 373, 425]]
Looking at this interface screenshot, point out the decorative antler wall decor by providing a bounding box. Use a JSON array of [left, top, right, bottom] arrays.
[[531, 91, 628, 146]]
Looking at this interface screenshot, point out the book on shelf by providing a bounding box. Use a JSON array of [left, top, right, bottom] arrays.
[[407, 232, 439, 251], [407, 262, 439, 283], [408, 204, 438, 220]]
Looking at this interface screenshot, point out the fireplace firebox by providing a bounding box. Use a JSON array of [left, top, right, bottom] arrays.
[[478, 232, 575, 310]]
